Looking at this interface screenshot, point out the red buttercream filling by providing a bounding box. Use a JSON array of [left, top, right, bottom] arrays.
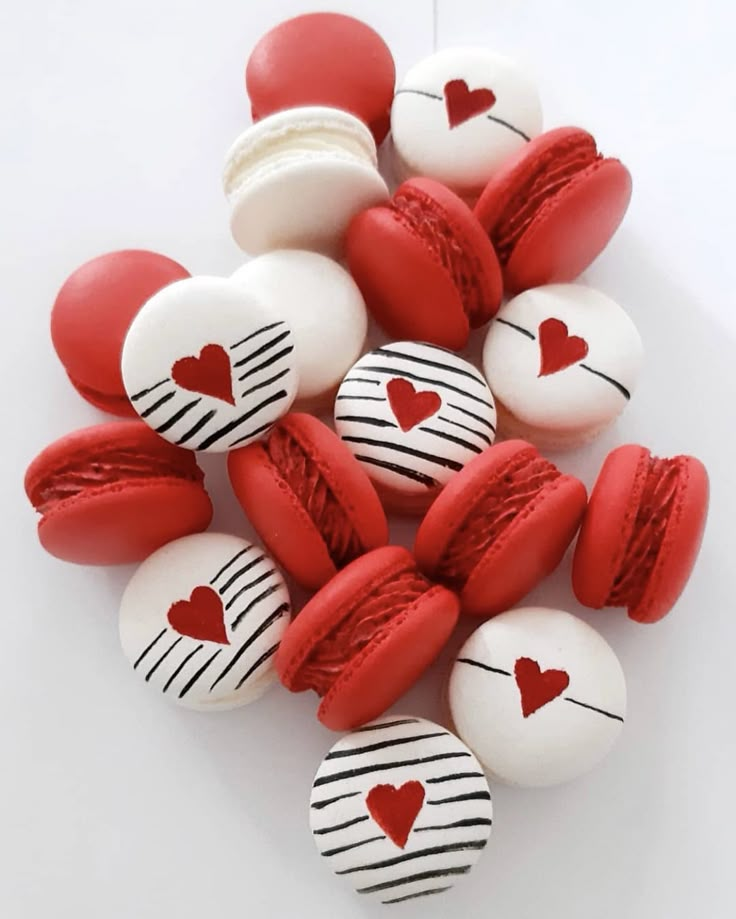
[[291, 567, 429, 695], [30, 448, 203, 514], [265, 426, 364, 567], [607, 456, 681, 608], [491, 134, 601, 265], [437, 449, 560, 585], [390, 187, 488, 327]]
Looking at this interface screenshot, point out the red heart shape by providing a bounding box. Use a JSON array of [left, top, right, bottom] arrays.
[[514, 657, 569, 718], [444, 78, 497, 129], [167, 586, 230, 645], [366, 781, 425, 849], [538, 318, 589, 376], [171, 343, 235, 405], [386, 378, 441, 431]]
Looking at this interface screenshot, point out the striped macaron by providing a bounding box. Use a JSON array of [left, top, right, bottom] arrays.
[[310, 714, 493, 905]]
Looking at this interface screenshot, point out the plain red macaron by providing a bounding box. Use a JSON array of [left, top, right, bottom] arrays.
[[414, 439, 588, 617], [572, 444, 709, 623], [246, 12, 396, 145], [227, 413, 388, 591], [346, 177, 503, 351], [24, 421, 212, 565], [474, 127, 632, 293], [51, 250, 190, 416], [275, 546, 459, 730]]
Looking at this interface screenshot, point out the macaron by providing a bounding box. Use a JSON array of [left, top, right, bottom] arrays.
[[391, 47, 543, 198], [310, 714, 493, 904], [231, 250, 367, 409], [346, 178, 503, 351], [414, 440, 587, 617], [482, 283, 643, 450], [572, 444, 709, 623], [223, 107, 388, 257], [121, 276, 298, 453], [227, 413, 389, 591], [119, 533, 290, 710], [276, 546, 459, 730], [449, 607, 626, 787], [475, 126, 632, 292], [50, 250, 190, 416], [246, 12, 396, 145], [24, 421, 212, 565], [334, 342, 497, 514]]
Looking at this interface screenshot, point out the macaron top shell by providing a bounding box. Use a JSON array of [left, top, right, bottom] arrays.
[[121, 276, 298, 453], [246, 12, 396, 144]]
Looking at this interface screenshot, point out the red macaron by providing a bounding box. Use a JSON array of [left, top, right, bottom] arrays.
[[572, 444, 709, 623], [275, 546, 459, 730], [51, 250, 190, 416], [24, 421, 212, 565], [346, 177, 503, 351], [246, 12, 396, 145], [474, 126, 632, 293], [227, 413, 389, 591], [414, 439, 588, 617]]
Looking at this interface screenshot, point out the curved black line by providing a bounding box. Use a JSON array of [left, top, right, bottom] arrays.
[[565, 697, 625, 723], [437, 415, 492, 445], [133, 628, 166, 669], [339, 841, 485, 877], [230, 320, 285, 350], [145, 637, 183, 682], [428, 791, 491, 806], [234, 642, 279, 690], [178, 649, 223, 699], [232, 329, 292, 369], [197, 390, 288, 450], [495, 317, 535, 340], [374, 347, 488, 387], [415, 818, 493, 833], [131, 378, 170, 402], [210, 547, 252, 585], [394, 88, 531, 141], [334, 415, 398, 429], [447, 403, 497, 432], [579, 364, 631, 400], [325, 731, 449, 760], [322, 835, 385, 858], [154, 398, 201, 434], [425, 772, 485, 785], [357, 864, 472, 894], [175, 409, 216, 446], [383, 887, 452, 905], [417, 426, 483, 454], [140, 390, 175, 418], [208, 603, 289, 692], [342, 436, 463, 472], [353, 454, 436, 487], [314, 815, 369, 836], [457, 657, 512, 677], [311, 791, 361, 811], [162, 645, 202, 693], [358, 365, 494, 409]]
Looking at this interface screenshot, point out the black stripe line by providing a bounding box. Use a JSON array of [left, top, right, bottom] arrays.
[[162, 645, 202, 692], [448, 402, 496, 432], [177, 649, 223, 699], [415, 818, 493, 833], [334, 415, 398, 429], [197, 391, 288, 450], [565, 697, 625, 722], [357, 865, 472, 894], [154, 397, 202, 433], [219, 555, 266, 595], [237, 346, 294, 382], [344, 377, 381, 386], [495, 317, 536, 339], [144, 637, 182, 681], [175, 409, 216, 445], [343, 436, 463, 472], [437, 415, 492, 445], [210, 547, 253, 585], [326, 731, 450, 760], [232, 329, 291, 369], [240, 367, 290, 400], [314, 815, 369, 836], [425, 772, 485, 785], [394, 88, 531, 140], [418, 426, 483, 454], [229, 574, 278, 624], [230, 320, 285, 350], [341, 842, 485, 878], [313, 752, 470, 788], [374, 347, 488, 387], [311, 791, 361, 810], [358, 365, 494, 408], [428, 791, 491, 806], [131, 378, 170, 402], [133, 628, 166, 669], [209, 603, 289, 692], [336, 394, 386, 402], [354, 454, 436, 487], [579, 364, 631, 400], [356, 718, 420, 733], [383, 887, 452, 905], [140, 390, 175, 417], [234, 642, 279, 690], [228, 418, 278, 448], [322, 835, 385, 858], [457, 657, 512, 676]]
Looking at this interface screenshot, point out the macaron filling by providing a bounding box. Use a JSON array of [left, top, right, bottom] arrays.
[[436, 447, 560, 585], [67, 374, 131, 412], [264, 425, 364, 566], [606, 455, 681, 609], [287, 567, 429, 695], [491, 134, 601, 265], [390, 186, 488, 326]]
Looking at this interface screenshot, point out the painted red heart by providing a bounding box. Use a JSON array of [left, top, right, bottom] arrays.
[[514, 657, 569, 717], [538, 318, 589, 376], [366, 781, 425, 848], [171, 343, 235, 405], [167, 586, 230, 645], [444, 78, 497, 129], [386, 378, 441, 431]]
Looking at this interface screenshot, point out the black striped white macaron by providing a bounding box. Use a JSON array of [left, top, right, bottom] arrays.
[[334, 342, 496, 499], [310, 714, 493, 905], [119, 532, 290, 711], [122, 276, 298, 453]]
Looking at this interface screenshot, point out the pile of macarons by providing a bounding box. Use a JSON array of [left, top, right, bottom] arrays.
[[24, 12, 710, 907]]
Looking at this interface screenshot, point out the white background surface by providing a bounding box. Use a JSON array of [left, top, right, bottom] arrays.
[[1, 1, 734, 917]]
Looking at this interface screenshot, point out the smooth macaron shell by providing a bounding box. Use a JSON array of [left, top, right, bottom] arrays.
[[227, 413, 388, 590]]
